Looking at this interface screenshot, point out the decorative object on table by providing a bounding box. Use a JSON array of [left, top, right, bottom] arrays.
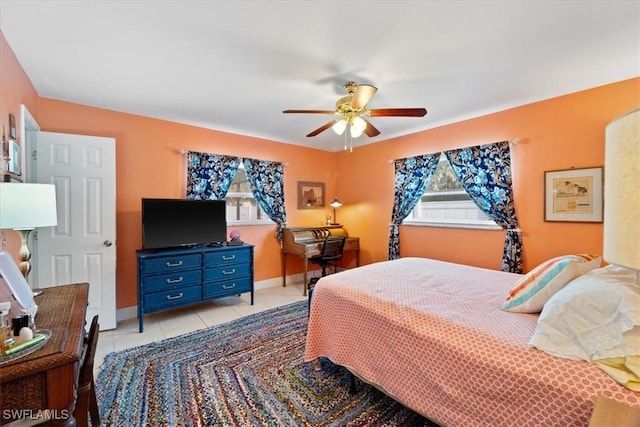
[[96, 301, 433, 426], [0, 183, 58, 293], [227, 229, 243, 246], [544, 166, 603, 222], [329, 196, 342, 224], [297, 181, 325, 209], [603, 108, 639, 278], [11, 313, 29, 337], [0, 329, 51, 364]]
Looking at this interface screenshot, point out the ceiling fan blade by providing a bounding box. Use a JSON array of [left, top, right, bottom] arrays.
[[350, 84, 378, 110], [306, 121, 335, 137], [363, 119, 381, 137], [283, 109, 335, 114], [369, 108, 427, 117]]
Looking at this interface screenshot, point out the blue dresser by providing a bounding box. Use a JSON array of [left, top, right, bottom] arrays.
[[136, 243, 254, 332]]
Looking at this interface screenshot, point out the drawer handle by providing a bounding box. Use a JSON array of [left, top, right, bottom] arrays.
[[222, 269, 236, 275], [222, 255, 236, 261], [166, 261, 184, 267], [223, 283, 236, 290], [166, 277, 184, 284], [166, 293, 184, 300]]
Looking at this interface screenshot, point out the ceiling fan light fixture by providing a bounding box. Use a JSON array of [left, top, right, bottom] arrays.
[[332, 118, 347, 135], [350, 116, 367, 138], [283, 81, 427, 143]]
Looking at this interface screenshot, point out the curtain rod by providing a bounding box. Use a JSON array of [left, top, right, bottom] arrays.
[[387, 139, 521, 163], [180, 149, 288, 166]]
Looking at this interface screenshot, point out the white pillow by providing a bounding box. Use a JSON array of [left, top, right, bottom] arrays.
[[529, 264, 640, 361], [502, 254, 601, 313]]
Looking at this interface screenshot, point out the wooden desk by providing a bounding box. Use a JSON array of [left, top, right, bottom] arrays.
[[281, 226, 360, 295], [0, 283, 89, 426]]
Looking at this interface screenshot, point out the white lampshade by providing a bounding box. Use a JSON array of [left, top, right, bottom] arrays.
[[603, 108, 640, 270], [332, 119, 347, 135], [0, 183, 58, 230], [350, 116, 367, 138]]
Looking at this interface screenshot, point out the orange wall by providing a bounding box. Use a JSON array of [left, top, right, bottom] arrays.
[[0, 32, 39, 261], [2, 31, 639, 311], [335, 78, 640, 271]]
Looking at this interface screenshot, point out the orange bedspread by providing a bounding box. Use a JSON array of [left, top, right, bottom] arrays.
[[304, 257, 640, 426]]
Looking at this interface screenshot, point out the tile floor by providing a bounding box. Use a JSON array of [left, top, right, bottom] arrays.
[[95, 282, 308, 373]]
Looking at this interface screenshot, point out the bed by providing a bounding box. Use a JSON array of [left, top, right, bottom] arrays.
[[304, 257, 640, 426]]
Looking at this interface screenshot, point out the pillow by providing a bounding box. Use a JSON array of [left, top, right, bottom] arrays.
[[502, 254, 601, 313], [529, 264, 640, 361]]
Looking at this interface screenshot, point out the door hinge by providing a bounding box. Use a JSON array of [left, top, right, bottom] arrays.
[[32, 150, 37, 160]]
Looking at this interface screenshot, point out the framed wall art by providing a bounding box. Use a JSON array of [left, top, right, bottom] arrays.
[[7, 139, 20, 175], [297, 181, 325, 209], [544, 166, 603, 222], [8, 113, 16, 139]]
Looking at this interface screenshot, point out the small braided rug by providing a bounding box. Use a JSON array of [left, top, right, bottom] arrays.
[[96, 300, 435, 426]]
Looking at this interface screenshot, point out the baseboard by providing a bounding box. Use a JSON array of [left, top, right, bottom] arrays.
[[116, 273, 306, 322]]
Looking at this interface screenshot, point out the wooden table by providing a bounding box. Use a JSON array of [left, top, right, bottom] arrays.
[[0, 283, 89, 426]]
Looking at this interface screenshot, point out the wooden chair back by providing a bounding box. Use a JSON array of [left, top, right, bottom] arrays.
[[74, 314, 100, 427]]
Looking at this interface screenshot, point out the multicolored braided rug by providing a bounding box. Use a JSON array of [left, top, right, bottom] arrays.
[[96, 300, 436, 426]]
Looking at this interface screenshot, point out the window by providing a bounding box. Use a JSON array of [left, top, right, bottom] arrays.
[[225, 164, 273, 225], [405, 154, 499, 229]]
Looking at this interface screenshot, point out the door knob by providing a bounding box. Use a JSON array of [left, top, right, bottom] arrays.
[[103, 240, 113, 247]]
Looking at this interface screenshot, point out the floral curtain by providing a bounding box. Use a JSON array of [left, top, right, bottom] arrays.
[[388, 153, 441, 260], [185, 151, 240, 199], [444, 141, 523, 273], [243, 158, 287, 241]]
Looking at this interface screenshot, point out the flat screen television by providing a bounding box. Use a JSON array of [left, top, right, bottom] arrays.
[[142, 198, 227, 250]]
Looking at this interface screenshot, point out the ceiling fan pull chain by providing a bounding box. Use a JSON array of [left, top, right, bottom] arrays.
[[344, 128, 348, 151], [347, 125, 353, 152]]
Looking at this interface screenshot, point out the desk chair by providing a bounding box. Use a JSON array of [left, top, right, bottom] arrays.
[[74, 315, 100, 427], [309, 235, 347, 277], [308, 236, 346, 308]]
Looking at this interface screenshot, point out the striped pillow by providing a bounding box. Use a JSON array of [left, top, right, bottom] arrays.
[[502, 254, 601, 313]]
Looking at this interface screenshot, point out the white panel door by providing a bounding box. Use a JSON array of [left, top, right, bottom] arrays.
[[34, 131, 117, 330]]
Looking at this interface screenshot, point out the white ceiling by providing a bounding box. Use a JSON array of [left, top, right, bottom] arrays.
[[1, 1, 638, 152]]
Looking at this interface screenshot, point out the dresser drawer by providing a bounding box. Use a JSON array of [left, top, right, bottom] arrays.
[[204, 263, 250, 282], [204, 276, 251, 298], [141, 253, 202, 274], [144, 285, 202, 310], [142, 269, 202, 293], [204, 249, 250, 266]]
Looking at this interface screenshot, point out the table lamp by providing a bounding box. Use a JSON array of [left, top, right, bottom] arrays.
[[330, 196, 342, 225], [603, 108, 639, 282], [0, 183, 58, 292]]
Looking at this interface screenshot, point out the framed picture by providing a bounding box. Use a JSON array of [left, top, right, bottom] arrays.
[[7, 139, 20, 175], [544, 167, 603, 222], [1, 130, 8, 159], [8, 113, 16, 139], [297, 181, 325, 209]]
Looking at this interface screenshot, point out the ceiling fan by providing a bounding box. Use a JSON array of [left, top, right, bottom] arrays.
[[283, 81, 427, 140]]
